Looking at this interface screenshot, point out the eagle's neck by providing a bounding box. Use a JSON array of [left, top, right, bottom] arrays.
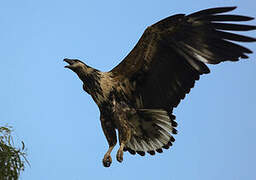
[[75, 66, 100, 94], [77, 68, 115, 106]]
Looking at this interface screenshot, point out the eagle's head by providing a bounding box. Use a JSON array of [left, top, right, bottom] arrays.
[[64, 58, 94, 80], [64, 58, 87, 72], [64, 58, 100, 93]]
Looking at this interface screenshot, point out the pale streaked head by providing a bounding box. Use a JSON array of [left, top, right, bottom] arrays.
[[63, 58, 86, 71]]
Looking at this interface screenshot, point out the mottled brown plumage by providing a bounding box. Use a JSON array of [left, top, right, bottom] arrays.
[[64, 7, 255, 167]]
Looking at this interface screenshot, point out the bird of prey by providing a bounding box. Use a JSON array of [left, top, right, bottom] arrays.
[[64, 7, 255, 167]]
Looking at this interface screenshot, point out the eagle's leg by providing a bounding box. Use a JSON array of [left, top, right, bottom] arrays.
[[112, 99, 132, 163], [116, 123, 131, 163], [100, 116, 117, 168], [116, 142, 125, 163]]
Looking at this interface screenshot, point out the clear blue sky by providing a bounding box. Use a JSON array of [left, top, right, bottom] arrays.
[[0, 0, 255, 179]]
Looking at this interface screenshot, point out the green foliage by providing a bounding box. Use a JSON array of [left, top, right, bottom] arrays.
[[0, 126, 29, 180]]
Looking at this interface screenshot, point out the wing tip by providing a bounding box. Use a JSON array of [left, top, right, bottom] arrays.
[[245, 16, 255, 21], [188, 6, 237, 18]]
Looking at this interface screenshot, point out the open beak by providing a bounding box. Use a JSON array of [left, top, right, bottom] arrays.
[[64, 58, 75, 68]]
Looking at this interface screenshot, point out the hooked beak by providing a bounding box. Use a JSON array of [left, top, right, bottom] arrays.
[[64, 58, 75, 69]]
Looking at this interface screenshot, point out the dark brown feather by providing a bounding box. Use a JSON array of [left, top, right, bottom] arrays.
[[187, 6, 237, 17], [212, 23, 256, 31], [201, 15, 254, 22]]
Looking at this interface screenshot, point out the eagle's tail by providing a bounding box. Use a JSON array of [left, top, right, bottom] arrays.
[[124, 109, 177, 156]]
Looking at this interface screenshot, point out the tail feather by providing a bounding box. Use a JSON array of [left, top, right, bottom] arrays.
[[125, 109, 177, 156]]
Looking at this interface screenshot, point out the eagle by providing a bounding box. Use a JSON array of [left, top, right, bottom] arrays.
[[64, 7, 255, 167]]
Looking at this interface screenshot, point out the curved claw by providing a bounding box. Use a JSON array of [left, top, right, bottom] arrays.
[[103, 154, 112, 167]]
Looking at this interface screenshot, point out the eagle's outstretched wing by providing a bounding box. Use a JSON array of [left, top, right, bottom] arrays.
[[110, 7, 256, 155]]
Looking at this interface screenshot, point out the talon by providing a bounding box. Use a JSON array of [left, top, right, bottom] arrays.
[[103, 154, 112, 167], [116, 149, 123, 163]]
